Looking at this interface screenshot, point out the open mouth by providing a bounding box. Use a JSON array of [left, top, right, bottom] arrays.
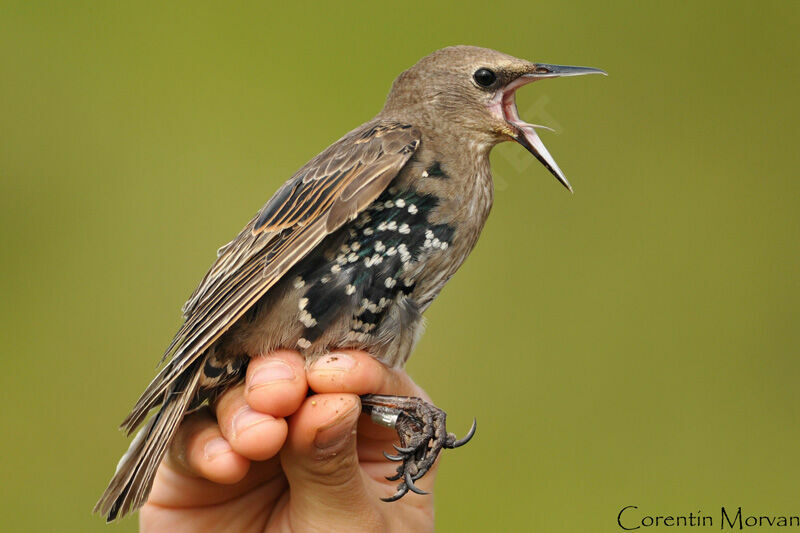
[[488, 64, 607, 192]]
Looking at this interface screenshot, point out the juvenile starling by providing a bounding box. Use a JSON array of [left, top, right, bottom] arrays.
[[95, 45, 604, 520]]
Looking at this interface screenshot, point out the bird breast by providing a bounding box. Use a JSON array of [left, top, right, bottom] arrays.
[[225, 156, 494, 367]]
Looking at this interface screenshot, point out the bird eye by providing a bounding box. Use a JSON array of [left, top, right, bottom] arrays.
[[473, 68, 497, 88]]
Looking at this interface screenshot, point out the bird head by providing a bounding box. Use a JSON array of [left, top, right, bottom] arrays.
[[380, 46, 605, 191]]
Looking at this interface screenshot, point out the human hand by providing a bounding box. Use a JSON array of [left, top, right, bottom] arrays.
[[140, 350, 436, 532]]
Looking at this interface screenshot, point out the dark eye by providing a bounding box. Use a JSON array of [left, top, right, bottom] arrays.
[[473, 68, 497, 88]]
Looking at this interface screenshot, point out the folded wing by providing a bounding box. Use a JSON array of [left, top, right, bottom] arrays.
[[123, 121, 420, 432]]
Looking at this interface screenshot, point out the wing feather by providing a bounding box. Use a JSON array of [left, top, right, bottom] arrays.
[[121, 121, 420, 432]]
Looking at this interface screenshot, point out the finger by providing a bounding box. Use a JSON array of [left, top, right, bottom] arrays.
[[307, 350, 428, 400], [280, 394, 386, 528], [152, 418, 284, 509], [307, 350, 430, 442], [167, 407, 250, 484], [143, 463, 285, 531], [215, 382, 288, 461], [245, 349, 308, 418]]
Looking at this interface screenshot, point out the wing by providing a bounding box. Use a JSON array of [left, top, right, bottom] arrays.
[[122, 121, 420, 432]]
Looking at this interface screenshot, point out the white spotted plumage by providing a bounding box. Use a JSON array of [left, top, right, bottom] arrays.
[[297, 338, 311, 349]]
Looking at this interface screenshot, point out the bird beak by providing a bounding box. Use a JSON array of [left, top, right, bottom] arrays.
[[492, 63, 606, 192]]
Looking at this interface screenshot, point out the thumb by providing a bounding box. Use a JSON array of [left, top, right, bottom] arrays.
[[280, 394, 384, 528]]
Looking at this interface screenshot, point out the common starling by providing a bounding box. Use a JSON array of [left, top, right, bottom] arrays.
[[95, 45, 604, 520]]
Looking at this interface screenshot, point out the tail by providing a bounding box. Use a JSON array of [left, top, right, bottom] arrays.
[[94, 360, 203, 521]]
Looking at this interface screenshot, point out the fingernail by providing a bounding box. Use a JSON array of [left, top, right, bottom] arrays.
[[232, 406, 273, 438], [314, 403, 359, 451], [249, 360, 295, 390], [203, 437, 232, 461], [311, 353, 356, 373]]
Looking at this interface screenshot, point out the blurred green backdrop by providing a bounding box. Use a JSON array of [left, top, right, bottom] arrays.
[[1, 1, 798, 531]]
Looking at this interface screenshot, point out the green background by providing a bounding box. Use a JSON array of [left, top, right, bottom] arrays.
[[1, 1, 798, 531]]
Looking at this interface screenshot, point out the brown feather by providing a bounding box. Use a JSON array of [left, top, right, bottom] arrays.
[[105, 122, 419, 510], [95, 358, 204, 520]]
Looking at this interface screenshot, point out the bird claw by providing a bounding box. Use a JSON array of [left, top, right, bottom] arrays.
[[392, 444, 416, 454], [382, 451, 405, 462], [360, 394, 477, 503], [445, 418, 477, 448], [404, 471, 429, 495], [380, 484, 408, 502]]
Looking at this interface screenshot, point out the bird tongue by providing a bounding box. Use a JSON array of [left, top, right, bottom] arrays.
[[494, 75, 573, 192]]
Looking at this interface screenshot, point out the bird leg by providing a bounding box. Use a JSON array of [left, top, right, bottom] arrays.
[[360, 394, 477, 502]]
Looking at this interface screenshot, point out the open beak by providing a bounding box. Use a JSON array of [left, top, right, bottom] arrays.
[[491, 63, 606, 192]]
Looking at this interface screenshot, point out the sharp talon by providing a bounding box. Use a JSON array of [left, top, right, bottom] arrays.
[[404, 471, 429, 495], [381, 484, 409, 502], [383, 451, 404, 461], [447, 418, 477, 448], [364, 396, 474, 503]]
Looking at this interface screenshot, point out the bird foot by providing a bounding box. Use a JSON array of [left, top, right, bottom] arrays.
[[360, 394, 477, 502]]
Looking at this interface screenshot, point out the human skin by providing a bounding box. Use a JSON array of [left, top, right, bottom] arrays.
[[140, 350, 436, 532]]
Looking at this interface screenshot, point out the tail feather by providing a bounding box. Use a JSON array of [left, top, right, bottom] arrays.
[[119, 362, 177, 436], [94, 360, 203, 521]]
